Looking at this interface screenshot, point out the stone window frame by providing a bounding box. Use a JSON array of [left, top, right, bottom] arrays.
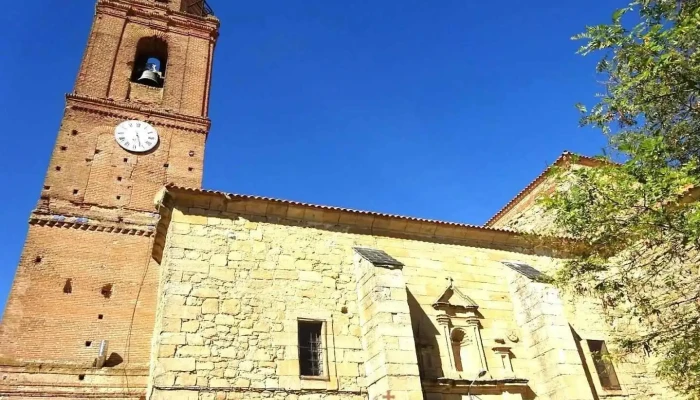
[[579, 336, 627, 397], [297, 317, 331, 381]]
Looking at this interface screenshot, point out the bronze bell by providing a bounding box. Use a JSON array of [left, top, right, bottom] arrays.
[[137, 63, 162, 87]]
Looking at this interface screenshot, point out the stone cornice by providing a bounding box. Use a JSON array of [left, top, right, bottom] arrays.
[[66, 94, 210, 134], [29, 212, 156, 237], [0, 390, 144, 399], [96, 0, 219, 41], [153, 386, 364, 396], [423, 377, 530, 392], [160, 185, 578, 256], [0, 362, 149, 375]]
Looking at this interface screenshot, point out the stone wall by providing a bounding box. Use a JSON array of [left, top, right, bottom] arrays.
[[564, 297, 676, 399], [147, 203, 532, 399], [145, 196, 675, 399], [487, 154, 599, 234], [149, 208, 367, 399]]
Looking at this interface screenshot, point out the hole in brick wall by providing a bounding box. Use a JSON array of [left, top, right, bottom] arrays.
[[98, 314, 104, 320], [71, 130, 78, 136], [34, 256, 42, 264], [43, 185, 51, 190], [340, 306, 348, 314], [101, 284, 113, 299], [85, 158, 92, 163], [85, 341, 92, 347], [95, 149, 102, 154], [123, 158, 128, 163], [63, 279, 73, 294], [117, 176, 122, 182], [73, 189, 79, 195], [116, 195, 121, 200], [117, 217, 124, 223], [188, 151, 195, 157], [60, 146, 67, 151], [163, 163, 169, 168], [78, 374, 85, 381], [188, 167, 194, 172], [55, 166, 61, 171]]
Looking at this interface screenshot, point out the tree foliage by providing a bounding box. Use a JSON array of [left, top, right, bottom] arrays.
[[544, 0, 700, 395]]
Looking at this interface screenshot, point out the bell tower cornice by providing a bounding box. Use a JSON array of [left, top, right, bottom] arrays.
[[96, 0, 219, 40], [66, 93, 211, 135]]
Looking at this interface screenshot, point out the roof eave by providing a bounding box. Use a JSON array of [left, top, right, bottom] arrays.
[[485, 151, 609, 227]]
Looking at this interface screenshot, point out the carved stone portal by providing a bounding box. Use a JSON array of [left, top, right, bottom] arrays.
[[432, 278, 489, 379]]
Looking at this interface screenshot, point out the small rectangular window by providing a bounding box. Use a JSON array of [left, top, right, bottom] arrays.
[[587, 340, 621, 390], [298, 320, 324, 377]]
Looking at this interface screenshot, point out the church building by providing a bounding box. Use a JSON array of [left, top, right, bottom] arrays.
[[0, 1, 677, 399]]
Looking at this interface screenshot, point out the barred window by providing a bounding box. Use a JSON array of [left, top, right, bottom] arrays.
[[587, 340, 621, 390], [298, 320, 324, 376]]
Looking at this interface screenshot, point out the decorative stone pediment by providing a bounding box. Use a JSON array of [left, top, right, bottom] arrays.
[[432, 278, 478, 313]]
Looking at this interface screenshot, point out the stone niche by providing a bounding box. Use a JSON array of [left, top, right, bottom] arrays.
[[432, 278, 489, 380]]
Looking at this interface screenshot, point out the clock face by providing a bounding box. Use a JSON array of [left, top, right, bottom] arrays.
[[114, 120, 159, 153]]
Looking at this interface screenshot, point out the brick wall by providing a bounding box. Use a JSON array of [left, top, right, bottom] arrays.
[[0, 225, 158, 367], [0, 1, 218, 398], [42, 104, 206, 211], [76, 1, 218, 118]]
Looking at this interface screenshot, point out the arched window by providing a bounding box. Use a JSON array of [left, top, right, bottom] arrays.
[[131, 37, 168, 88]]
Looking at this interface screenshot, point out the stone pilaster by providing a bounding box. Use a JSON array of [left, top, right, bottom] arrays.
[[507, 270, 594, 400], [436, 314, 457, 378], [354, 252, 423, 400], [492, 346, 515, 379], [460, 315, 488, 377]]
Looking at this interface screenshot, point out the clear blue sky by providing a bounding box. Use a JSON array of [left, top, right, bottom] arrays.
[[0, 0, 616, 315]]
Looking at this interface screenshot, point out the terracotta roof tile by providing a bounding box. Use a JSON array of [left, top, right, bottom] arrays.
[[165, 184, 525, 236], [484, 151, 608, 227]]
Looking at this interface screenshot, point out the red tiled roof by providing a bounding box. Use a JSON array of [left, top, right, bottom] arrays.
[[165, 184, 526, 235], [484, 151, 608, 227]]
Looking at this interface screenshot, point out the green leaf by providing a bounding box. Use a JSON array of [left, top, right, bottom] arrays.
[[559, 0, 700, 395], [612, 7, 626, 23]]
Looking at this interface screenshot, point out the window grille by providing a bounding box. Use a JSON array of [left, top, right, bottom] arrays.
[[298, 321, 324, 376]]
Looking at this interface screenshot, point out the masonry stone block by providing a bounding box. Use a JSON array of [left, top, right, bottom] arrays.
[[144, 204, 676, 400]]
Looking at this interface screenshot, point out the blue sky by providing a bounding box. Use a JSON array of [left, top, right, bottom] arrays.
[[0, 0, 617, 315]]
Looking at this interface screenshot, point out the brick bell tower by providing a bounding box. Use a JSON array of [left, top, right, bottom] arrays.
[[0, 0, 218, 398]]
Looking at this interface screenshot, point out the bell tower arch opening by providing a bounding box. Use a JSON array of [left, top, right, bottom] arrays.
[[131, 36, 168, 88]]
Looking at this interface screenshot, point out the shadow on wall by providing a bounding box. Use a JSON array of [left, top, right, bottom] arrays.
[[407, 288, 444, 379], [571, 326, 601, 400], [104, 352, 124, 368]]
